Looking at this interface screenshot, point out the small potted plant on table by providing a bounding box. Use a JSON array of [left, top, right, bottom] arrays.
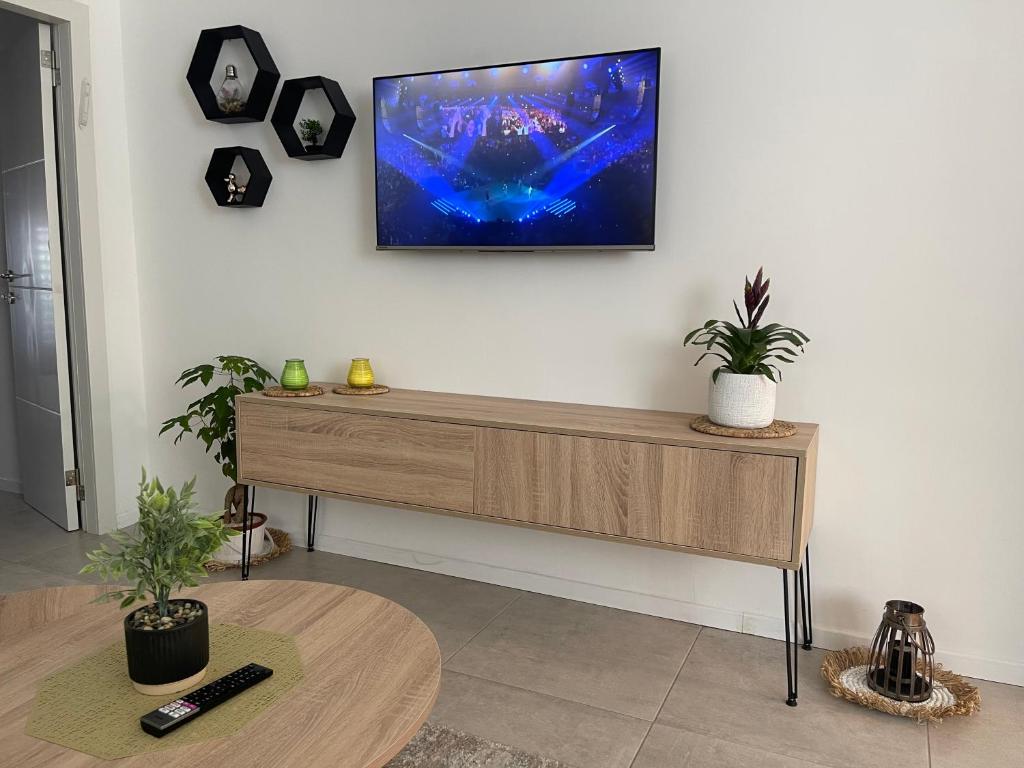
[[298, 118, 324, 153], [160, 355, 276, 562], [82, 470, 235, 695], [684, 268, 810, 428]]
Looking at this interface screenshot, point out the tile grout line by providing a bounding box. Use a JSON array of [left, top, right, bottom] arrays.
[[926, 721, 932, 768], [626, 625, 703, 768], [441, 591, 525, 665], [441, 666, 655, 725]]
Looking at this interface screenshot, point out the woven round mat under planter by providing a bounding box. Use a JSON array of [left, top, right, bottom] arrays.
[[690, 415, 797, 439], [26, 624, 304, 759], [822, 647, 981, 723], [204, 527, 292, 572], [262, 384, 325, 397], [333, 384, 391, 396]]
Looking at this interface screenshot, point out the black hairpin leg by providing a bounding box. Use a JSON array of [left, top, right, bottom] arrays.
[[800, 544, 813, 650], [306, 495, 319, 552], [240, 485, 256, 581], [782, 566, 800, 706]]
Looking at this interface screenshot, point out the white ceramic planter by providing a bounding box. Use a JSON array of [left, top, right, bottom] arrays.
[[708, 372, 777, 428], [212, 513, 268, 564]]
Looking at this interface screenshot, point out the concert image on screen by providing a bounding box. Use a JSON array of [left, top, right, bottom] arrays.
[[373, 48, 660, 250]]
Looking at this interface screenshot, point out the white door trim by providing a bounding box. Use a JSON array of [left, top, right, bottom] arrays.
[[0, 0, 120, 533]]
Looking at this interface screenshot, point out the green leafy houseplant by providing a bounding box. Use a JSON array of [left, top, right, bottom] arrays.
[[82, 470, 234, 623], [683, 268, 810, 383], [299, 117, 323, 146], [159, 355, 275, 524]]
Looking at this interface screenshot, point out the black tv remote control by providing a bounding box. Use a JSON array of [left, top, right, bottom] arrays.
[[139, 662, 273, 737]]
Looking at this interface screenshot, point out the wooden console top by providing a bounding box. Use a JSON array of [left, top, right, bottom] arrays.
[[236, 387, 817, 458]]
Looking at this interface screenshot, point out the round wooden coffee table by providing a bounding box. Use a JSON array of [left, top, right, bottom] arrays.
[[0, 580, 441, 767]]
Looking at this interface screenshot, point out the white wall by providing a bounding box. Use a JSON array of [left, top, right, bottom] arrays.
[[116, 0, 1024, 684]]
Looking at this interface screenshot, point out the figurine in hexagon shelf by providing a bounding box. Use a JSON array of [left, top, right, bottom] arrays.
[[224, 172, 247, 204]]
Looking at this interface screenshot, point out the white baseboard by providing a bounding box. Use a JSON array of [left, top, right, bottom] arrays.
[[116, 510, 138, 529], [292, 526, 1023, 688], [0, 477, 22, 495]]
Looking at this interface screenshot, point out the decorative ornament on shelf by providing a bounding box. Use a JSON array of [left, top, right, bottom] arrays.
[[280, 359, 310, 391], [224, 172, 247, 204], [81, 470, 236, 694], [298, 117, 324, 151], [347, 357, 375, 388], [683, 268, 809, 429], [216, 64, 247, 114]]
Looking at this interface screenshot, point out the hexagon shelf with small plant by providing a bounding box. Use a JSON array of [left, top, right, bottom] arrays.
[[186, 25, 280, 123], [204, 146, 272, 208], [271, 76, 356, 160]]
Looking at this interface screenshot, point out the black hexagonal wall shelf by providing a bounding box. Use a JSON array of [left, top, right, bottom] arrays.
[[205, 146, 272, 208], [271, 76, 356, 160], [186, 26, 280, 123]]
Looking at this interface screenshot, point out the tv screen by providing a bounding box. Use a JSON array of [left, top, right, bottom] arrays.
[[373, 48, 660, 250]]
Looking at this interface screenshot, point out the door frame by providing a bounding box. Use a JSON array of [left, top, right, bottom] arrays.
[[1, 0, 115, 533]]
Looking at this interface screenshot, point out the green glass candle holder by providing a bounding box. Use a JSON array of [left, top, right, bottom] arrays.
[[280, 359, 310, 391]]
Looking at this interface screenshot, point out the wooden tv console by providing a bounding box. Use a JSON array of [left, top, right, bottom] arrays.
[[235, 386, 819, 705]]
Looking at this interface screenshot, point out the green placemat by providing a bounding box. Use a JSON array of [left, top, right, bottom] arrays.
[[26, 623, 304, 759]]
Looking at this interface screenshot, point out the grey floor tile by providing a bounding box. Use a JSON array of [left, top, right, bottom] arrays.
[[0, 490, 28, 513], [657, 628, 928, 768], [0, 505, 86, 562], [446, 592, 699, 720], [633, 723, 830, 768], [15, 532, 108, 581], [0, 559, 84, 593], [431, 670, 648, 768], [207, 550, 521, 661], [929, 678, 1024, 768], [333, 558, 522, 662]]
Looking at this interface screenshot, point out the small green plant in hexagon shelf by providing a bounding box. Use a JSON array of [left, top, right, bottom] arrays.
[[298, 117, 324, 148]]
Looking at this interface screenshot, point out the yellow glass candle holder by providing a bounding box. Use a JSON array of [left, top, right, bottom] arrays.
[[347, 358, 375, 388]]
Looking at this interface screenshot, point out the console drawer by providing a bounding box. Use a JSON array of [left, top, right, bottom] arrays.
[[237, 402, 476, 513]]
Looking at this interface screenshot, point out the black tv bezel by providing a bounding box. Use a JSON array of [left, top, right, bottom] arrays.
[[372, 46, 661, 252]]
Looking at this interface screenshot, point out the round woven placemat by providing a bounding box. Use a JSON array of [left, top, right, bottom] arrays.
[[204, 527, 292, 572], [821, 647, 980, 723], [333, 384, 391, 396], [26, 623, 304, 759], [690, 415, 797, 439], [262, 384, 324, 397]]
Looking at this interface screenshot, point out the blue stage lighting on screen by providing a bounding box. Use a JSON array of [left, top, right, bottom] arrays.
[[372, 47, 660, 249]]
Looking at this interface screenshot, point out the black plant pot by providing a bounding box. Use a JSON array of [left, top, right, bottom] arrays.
[[124, 599, 209, 695]]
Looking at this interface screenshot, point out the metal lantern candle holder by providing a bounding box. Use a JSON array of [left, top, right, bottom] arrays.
[[866, 600, 936, 703]]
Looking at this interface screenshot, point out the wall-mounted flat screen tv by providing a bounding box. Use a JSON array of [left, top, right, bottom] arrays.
[[373, 47, 660, 250]]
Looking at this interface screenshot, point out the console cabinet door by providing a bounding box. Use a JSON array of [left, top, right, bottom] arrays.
[[237, 402, 476, 512], [630, 443, 798, 561], [475, 427, 797, 562], [474, 428, 653, 538]]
